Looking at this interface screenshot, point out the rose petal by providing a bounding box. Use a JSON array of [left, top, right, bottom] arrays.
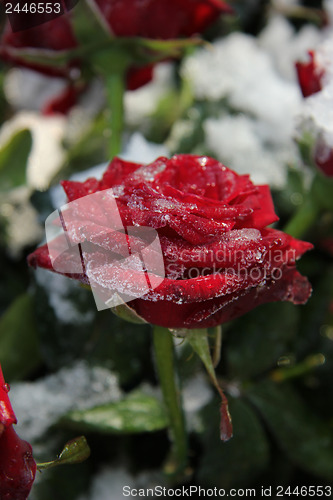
[[0, 366, 16, 428]]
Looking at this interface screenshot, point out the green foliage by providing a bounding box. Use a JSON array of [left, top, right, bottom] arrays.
[[198, 397, 270, 488], [0, 293, 42, 380], [32, 461, 91, 500], [247, 380, 333, 480], [87, 312, 152, 387], [273, 166, 305, 218], [226, 302, 300, 380], [311, 173, 333, 211], [0, 129, 32, 191], [61, 389, 168, 434], [37, 436, 91, 470]]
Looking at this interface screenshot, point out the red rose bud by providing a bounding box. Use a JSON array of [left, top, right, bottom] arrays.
[[0, 365, 36, 500], [295, 50, 324, 98], [28, 154, 313, 329], [0, 0, 232, 94]]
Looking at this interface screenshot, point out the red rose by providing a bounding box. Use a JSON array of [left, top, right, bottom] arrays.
[[296, 49, 333, 177], [0, 365, 36, 500], [0, 0, 232, 93], [28, 154, 312, 329], [295, 50, 324, 98]]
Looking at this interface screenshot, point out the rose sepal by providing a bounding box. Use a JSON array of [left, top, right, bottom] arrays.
[[3, 35, 204, 78], [186, 328, 233, 441], [37, 436, 90, 471], [111, 297, 148, 325]]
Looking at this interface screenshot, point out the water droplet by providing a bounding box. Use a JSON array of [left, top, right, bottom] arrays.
[[277, 356, 292, 367], [2, 383, 10, 393], [169, 328, 188, 338]]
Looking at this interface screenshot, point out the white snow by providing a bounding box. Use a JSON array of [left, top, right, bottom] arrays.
[[35, 268, 94, 324], [77, 467, 165, 500], [182, 32, 301, 125], [0, 186, 43, 256], [10, 361, 121, 443], [181, 30, 304, 187], [0, 111, 66, 190], [124, 63, 174, 126], [298, 31, 333, 148], [182, 373, 213, 432], [259, 15, 321, 81], [204, 114, 295, 187], [119, 132, 169, 164], [4, 68, 67, 112]]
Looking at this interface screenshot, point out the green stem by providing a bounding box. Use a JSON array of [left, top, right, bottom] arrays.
[[105, 72, 125, 160], [270, 353, 325, 383], [152, 326, 187, 478], [283, 197, 320, 239]]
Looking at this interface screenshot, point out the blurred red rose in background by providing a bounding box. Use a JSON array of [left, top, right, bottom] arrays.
[[296, 49, 333, 178], [0, 0, 232, 95], [0, 365, 36, 500], [295, 50, 324, 98], [28, 154, 312, 329]]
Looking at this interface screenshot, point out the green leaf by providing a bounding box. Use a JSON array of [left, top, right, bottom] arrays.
[[52, 113, 108, 183], [197, 397, 269, 488], [311, 172, 333, 211], [273, 166, 305, 217], [37, 436, 91, 470], [247, 380, 333, 480], [226, 302, 299, 380], [297, 130, 316, 169], [0, 293, 42, 380], [60, 389, 168, 434], [0, 129, 32, 191]]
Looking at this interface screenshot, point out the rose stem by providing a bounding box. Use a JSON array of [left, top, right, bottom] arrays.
[[105, 72, 125, 159], [283, 197, 320, 239], [152, 326, 188, 479]]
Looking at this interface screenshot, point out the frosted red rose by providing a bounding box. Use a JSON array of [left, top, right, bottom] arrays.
[[0, 365, 36, 500], [28, 154, 312, 329], [0, 0, 232, 90]]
